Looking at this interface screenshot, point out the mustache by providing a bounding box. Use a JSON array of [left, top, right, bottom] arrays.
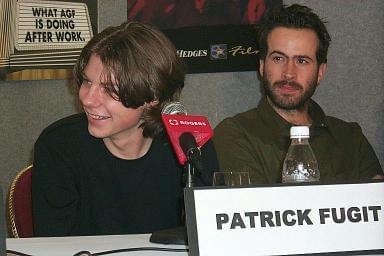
[[273, 80, 302, 90]]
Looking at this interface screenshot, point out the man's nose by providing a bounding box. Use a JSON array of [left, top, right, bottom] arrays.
[[282, 60, 296, 81]]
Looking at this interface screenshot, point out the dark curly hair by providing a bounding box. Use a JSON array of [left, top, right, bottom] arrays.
[[256, 4, 331, 64], [73, 21, 185, 138]]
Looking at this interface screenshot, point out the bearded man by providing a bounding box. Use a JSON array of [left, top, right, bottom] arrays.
[[213, 4, 383, 184]]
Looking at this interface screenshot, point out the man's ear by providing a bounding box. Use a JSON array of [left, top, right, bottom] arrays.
[[143, 100, 159, 109], [317, 63, 327, 85], [259, 59, 265, 78]]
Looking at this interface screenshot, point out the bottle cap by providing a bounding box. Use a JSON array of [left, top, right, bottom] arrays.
[[290, 126, 310, 138]]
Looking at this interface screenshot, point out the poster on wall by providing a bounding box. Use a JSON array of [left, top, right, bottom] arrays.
[[127, 0, 283, 74], [0, 0, 97, 81]]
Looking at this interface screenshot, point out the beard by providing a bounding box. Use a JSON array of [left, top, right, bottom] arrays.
[[262, 70, 318, 110]]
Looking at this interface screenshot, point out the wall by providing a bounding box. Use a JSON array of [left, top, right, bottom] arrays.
[[0, 0, 383, 195]]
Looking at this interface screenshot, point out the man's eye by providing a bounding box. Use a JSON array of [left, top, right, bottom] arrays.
[[272, 56, 283, 62], [297, 58, 309, 64], [101, 84, 120, 99], [82, 79, 92, 87]]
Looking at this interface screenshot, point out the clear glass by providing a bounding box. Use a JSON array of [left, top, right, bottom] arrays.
[[282, 137, 320, 183], [213, 171, 250, 186]]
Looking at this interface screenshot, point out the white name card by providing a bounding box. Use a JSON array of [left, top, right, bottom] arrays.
[[184, 181, 384, 256]]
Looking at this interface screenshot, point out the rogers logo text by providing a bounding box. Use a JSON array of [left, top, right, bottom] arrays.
[[179, 120, 207, 126], [168, 119, 207, 126]]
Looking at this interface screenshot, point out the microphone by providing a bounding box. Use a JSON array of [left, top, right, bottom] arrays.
[[151, 102, 213, 245], [161, 102, 213, 168], [179, 132, 203, 171]]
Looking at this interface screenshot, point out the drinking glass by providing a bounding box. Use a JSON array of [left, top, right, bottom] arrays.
[[212, 171, 250, 186]]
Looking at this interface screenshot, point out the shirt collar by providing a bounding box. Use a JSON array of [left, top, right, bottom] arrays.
[[256, 97, 329, 146], [307, 100, 328, 128]]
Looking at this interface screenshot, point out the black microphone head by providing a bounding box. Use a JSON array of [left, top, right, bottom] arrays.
[[179, 132, 198, 152], [179, 132, 203, 171], [162, 102, 187, 115]]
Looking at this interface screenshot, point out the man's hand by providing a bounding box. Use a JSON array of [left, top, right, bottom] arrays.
[[372, 174, 384, 180]]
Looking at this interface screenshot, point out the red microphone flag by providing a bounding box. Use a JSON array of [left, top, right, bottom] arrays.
[[162, 114, 213, 165]]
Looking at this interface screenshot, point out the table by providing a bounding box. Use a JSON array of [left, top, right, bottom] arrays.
[[6, 234, 188, 256], [6, 234, 384, 256]]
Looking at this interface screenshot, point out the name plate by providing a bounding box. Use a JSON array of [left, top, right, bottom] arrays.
[[184, 181, 384, 256]]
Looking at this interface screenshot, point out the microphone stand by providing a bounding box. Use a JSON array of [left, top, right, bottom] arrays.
[[149, 151, 200, 245], [185, 160, 195, 188], [185, 145, 202, 188]]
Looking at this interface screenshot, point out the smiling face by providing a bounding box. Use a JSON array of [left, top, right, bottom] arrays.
[[79, 54, 145, 141], [259, 27, 327, 110]]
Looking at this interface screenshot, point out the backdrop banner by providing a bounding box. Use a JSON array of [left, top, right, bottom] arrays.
[[164, 24, 258, 74], [128, 0, 283, 74]]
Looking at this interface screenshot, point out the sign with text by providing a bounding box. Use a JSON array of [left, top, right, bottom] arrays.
[[0, 0, 96, 80], [15, 0, 93, 51], [163, 24, 259, 74], [185, 181, 384, 256]]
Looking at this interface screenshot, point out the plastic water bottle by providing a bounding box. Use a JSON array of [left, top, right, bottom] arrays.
[[282, 126, 320, 183]]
